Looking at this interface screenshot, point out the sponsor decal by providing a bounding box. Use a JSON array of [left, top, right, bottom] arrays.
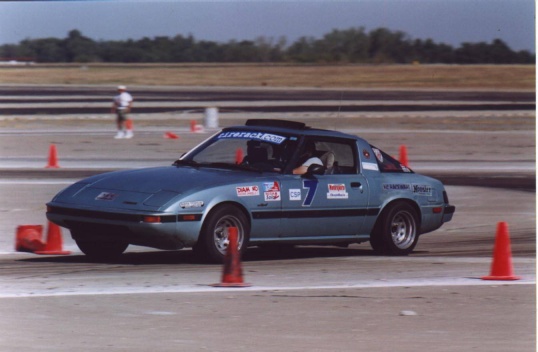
[[263, 181, 281, 201], [95, 192, 118, 201], [401, 166, 412, 173], [236, 185, 260, 197], [179, 201, 204, 208], [327, 183, 348, 199], [363, 149, 371, 159], [383, 183, 411, 191], [289, 189, 302, 201], [264, 191, 281, 201], [217, 131, 286, 144], [413, 184, 433, 196], [362, 162, 379, 171], [263, 181, 280, 192]]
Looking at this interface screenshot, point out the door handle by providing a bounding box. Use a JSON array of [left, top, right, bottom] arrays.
[[351, 182, 363, 193]]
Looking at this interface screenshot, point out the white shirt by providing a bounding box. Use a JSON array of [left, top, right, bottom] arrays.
[[302, 157, 323, 167], [114, 92, 133, 110]]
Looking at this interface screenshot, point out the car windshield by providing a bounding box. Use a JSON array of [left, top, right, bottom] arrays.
[[182, 130, 298, 173]]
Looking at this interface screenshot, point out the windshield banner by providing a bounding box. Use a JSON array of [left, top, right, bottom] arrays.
[[217, 131, 287, 144]]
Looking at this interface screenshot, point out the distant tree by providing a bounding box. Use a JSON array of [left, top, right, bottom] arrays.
[[0, 28, 534, 64], [286, 36, 317, 62], [64, 29, 98, 62]]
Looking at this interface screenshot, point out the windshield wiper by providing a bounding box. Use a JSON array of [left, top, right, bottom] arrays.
[[206, 162, 265, 173], [172, 159, 200, 167]]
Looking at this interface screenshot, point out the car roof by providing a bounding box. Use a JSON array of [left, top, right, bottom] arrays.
[[224, 119, 363, 141]]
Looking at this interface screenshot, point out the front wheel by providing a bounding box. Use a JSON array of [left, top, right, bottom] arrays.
[[75, 239, 128, 260], [196, 205, 250, 263], [370, 202, 419, 255]]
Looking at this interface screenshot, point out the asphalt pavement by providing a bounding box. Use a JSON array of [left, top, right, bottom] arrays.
[[0, 86, 535, 352]]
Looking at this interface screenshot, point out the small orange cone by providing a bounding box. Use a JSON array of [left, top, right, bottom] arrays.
[[212, 227, 250, 287], [125, 119, 134, 138], [15, 225, 45, 252], [190, 120, 204, 133], [399, 145, 409, 168], [35, 222, 71, 255], [45, 144, 60, 168], [482, 222, 520, 281], [164, 131, 179, 139], [235, 148, 244, 164]]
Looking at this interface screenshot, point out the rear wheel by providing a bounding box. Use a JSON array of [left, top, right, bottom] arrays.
[[370, 202, 419, 255], [196, 205, 250, 263]]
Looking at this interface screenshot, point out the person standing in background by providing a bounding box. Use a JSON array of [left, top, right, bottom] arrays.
[[112, 85, 133, 139]]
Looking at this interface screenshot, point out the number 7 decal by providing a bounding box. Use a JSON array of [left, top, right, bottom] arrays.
[[302, 179, 318, 207]]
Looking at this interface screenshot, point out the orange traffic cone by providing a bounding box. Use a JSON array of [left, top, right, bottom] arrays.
[[190, 120, 204, 133], [482, 222, 520, 281], [235, 148, 244, 164], [15, 225, 45, 252], [164, 131, 179, 139], [35, 222, 71, 255], [212, 227, 250, 287], [399, 145, 409, 168], [125, 119, 134, 138], [45, 144, 60, 168]]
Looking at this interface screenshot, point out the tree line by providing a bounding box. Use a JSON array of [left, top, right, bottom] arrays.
[[0, 28, 534, 64]]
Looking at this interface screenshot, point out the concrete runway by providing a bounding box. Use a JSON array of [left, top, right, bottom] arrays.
[[0, 86, 535, 351]]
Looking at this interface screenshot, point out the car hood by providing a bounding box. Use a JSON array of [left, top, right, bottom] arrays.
[[86, 166, 250, 193], [50, 166, 263, 212]]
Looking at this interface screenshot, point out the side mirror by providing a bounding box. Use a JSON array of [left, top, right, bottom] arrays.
[[304, 163, 325, 177]]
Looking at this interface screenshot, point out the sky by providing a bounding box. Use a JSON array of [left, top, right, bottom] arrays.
[[0, 0, 535, 52]]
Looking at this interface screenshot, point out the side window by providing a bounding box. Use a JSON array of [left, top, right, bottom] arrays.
[[371, 145, 411, 173], [314, 140, 357, 174]]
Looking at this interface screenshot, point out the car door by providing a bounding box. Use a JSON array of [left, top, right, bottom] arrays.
[[279, 138, 370, 238]]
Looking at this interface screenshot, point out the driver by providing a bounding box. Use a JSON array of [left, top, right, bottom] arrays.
[[293, 141, 323, 174]]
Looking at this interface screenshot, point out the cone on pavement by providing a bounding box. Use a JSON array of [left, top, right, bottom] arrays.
[[481, 222, 520, 281], [164, 131, 179, 139], [190, 120, 205, 133], [45, 144, 60, 168], [399, 145, 409, 168], [15, 225, 45, 252], [235, 148, 244, 164], [35, 222, 71, 255], [212, 227, 250, 287], [125, 119, 134, 138]]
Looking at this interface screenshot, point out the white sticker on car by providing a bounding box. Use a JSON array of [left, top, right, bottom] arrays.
[[263, 182, 281, 201], [289, 189, 301, 201], [362, 162, 379, 171], [236, 185, 260, 197], [264, 191, 281, 201], [327, 184, 349, 199], [95, 192, 118, 201]]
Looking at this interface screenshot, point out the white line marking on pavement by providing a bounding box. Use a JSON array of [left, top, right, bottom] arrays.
[[0, 277, 534, 299]]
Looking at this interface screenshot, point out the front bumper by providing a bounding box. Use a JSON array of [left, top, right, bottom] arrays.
[[46, 205, 202, 250]]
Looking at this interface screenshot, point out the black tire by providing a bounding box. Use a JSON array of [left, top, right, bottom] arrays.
[[370, 202, 419, 256], [75, 239, 128, 260], [197, 205, 250, 263]]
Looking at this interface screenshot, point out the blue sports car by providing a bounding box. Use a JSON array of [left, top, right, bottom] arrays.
[[47, 119, 455, 262]]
